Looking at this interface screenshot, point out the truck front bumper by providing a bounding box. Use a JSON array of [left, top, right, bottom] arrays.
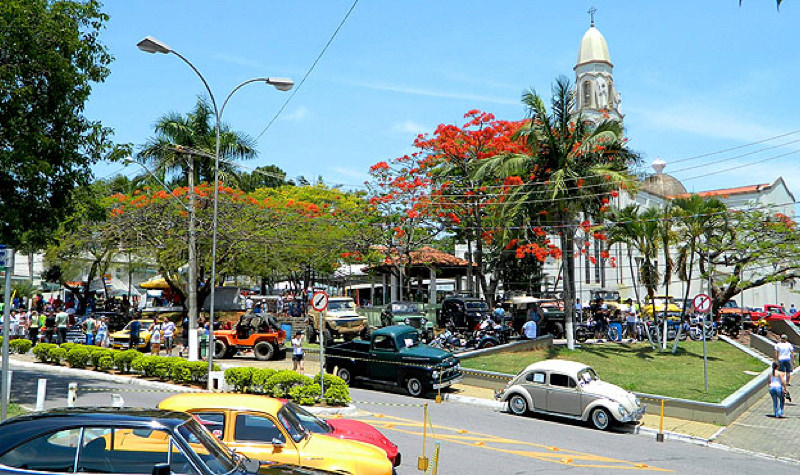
[[433, 375, 463, 390]]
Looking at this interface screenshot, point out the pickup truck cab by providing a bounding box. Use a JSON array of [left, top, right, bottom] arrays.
[[324, 326, 463, 397]]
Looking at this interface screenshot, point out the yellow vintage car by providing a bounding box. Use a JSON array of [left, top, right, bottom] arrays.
[[640, 296, 682, 320], [110, 319, 154, 350], [158, 393, 393, 475]]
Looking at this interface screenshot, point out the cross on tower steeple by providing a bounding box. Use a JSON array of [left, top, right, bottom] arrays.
[[588, 6, 596, 27]]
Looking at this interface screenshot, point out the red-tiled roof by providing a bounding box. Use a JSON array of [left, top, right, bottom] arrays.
[[669, 183, 770, 199]]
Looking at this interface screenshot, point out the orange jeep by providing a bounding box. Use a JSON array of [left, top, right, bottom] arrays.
[[212, 312, 287, 361]]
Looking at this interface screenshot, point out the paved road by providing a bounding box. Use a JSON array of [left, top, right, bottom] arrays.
[[7, 364, 798, 474]]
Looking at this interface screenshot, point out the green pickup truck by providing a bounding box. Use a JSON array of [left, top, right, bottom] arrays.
[[324, 325, 463, 397]]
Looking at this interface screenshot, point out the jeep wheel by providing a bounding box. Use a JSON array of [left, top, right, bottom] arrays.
[[336, 367, 353, 385], [406, 377, 425, 397], [213, 340, 229, 359], [306, 325, 317, 344], [591, 407, 611, 431], [508, 394, 529, 416], [253, 341, 275, 361], [322, 329, 333, 345]]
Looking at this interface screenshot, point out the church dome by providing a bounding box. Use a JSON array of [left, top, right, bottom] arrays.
[[640, 173, 687, 197], [577, 26, 611, 67]]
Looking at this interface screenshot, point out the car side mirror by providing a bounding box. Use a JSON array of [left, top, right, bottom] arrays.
[[152, 463, 170, 475], [271, 438, 284, 449]]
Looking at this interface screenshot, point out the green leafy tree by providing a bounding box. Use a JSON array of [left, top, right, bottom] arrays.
[[0, 0, 119, 248]]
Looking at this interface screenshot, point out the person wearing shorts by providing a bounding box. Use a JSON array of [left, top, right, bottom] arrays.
[[161, 317, 176, 356], [292, 330, 304, 373], [775, 334, 795, 385]]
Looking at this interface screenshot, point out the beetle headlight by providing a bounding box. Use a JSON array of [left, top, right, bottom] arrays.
[[404, 318, 411, 325], [618, 404, 628, 416], [634, 397, 642, 408]]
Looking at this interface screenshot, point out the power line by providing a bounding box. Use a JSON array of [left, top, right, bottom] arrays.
[[255, 0, 360, 142]]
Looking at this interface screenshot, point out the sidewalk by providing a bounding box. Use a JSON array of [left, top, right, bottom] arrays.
[[712, 390, 800, 463]]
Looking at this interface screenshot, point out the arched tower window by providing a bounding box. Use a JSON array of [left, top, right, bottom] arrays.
[[608, 82, 615, 108], [582, 80, 593, 108]]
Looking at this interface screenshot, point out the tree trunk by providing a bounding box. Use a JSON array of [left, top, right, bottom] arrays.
[[561, 224, 576, 350]]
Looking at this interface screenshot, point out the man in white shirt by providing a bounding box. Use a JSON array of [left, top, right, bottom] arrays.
[[623, 298, 638, 341], [521, 317, 538, 340], [775, 334, 796, 385]]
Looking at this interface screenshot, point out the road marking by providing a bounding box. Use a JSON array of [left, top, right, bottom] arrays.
[[355, 413, 671, 471]]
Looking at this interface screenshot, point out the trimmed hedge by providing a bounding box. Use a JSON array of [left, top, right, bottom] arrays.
[[9, 339, 32, 354], [33, 343, 56, 362], [65, 347, 90, 368]]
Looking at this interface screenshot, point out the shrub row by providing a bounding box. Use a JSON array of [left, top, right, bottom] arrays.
[[0, 337, 33, 354], [30, 343, 217, 383], [223, 367, 351, 406]]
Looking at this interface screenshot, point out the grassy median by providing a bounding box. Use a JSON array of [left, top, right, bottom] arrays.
[[461, 341, 767, 403], [7, 403, 24, 418]]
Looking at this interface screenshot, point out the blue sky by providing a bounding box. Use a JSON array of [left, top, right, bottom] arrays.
[[88, 0, 799, 202]]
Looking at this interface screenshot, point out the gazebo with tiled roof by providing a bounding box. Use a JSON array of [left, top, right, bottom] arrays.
[[368, 246, 476, 305]]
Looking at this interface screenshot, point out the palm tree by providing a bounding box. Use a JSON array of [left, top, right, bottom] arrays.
[[139, 96, 257, 185], [474, 75, 638, 349], [605, 205, 645, 313]]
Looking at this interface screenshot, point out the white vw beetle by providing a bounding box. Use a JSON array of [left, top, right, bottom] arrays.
[[495, 360, 644, 430]]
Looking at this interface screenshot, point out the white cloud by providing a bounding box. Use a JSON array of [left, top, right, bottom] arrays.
[[391, 120, 427, 135], [346, 80, 519, 106], [282, 106, 308, 122]]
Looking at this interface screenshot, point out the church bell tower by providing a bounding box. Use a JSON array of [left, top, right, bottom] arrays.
[[572, 8, 623, 126]]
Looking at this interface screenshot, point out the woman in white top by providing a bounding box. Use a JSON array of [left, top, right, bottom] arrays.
[[768, 361, 788, 418]]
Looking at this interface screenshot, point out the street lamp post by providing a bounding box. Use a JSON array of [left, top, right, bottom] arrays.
[[138, 36, 293, 389]]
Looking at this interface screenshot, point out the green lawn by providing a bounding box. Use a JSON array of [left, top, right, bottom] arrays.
[[462, 341, 767, 403]]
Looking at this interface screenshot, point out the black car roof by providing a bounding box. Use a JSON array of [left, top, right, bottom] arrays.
[[0, 407, 192, 450]]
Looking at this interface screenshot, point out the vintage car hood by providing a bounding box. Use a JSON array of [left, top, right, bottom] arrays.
[[583, 381, 638, 407], [398, 346, 456, 365], [325, 311, 363, 319], [298, 432, 390, 473], [326, 418, 398, 457]]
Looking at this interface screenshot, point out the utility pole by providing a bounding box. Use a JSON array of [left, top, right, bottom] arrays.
[[1, 248, 14, 421], [186, 153, 199, 361]]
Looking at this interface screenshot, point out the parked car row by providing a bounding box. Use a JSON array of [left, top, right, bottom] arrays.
[[0, 392, 401, 475]]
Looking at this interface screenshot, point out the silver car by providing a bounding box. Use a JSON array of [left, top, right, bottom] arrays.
[[495, 359, 645, 430]]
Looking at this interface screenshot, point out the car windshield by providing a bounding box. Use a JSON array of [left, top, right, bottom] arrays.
[[593, 291, 619, 301], [277, 406, 307, 443], [391, 302, 421, 313], [398, 331, 420, 348], [285, 402, 331, 434], [577, 367, 598, 383], [327, 300, 356, 311], [465, 301, 489, 311], [176, 419, 239, 475]]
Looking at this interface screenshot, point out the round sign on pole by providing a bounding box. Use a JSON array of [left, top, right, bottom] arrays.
[[311, 291, 329, 312], [693, 293, 711, 313]]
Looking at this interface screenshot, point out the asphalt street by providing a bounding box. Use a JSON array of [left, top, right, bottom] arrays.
[[6, 364, 798, 474]]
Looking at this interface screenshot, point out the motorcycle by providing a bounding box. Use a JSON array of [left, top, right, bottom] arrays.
[[688, 315, 717, 340], [429, 329, 465, 351], [718, 314, 741, 339], [574, 318, 619, 342]]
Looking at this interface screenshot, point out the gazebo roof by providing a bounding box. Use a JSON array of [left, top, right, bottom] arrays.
[[367, 246, 474, 279]]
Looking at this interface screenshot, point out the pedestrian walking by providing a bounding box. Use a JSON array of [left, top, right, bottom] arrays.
[[150, 320, 163, 355], [623, 298, 638, 341], [775, 334, 795, 385], [292, 330, 305, 373], [44, 312, 56, 344], [768, 361, 788, 418], [96, 317, 109, 348], [55, 308, 69, 345], [28, 311, 39, 344], [128, 314, 141, 350], [179, 315, 189, 357], [83, 314, 97, 346], [162, 317, 176, 355]]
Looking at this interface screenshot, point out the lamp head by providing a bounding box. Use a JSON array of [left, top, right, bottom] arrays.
[[267, 77, 294, 91], [137, 36, 172, 54]]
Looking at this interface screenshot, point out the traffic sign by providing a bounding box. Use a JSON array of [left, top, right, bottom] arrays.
[[310, 291, 329, 312], [693, 293, 712, 313], [0, 245, 6, 269]]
